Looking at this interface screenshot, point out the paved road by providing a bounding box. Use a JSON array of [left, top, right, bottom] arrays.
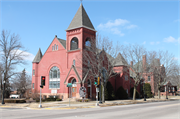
[[0, 100, 180, 119]]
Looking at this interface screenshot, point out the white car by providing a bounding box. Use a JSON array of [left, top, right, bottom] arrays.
[[10, 94, 20, 98]]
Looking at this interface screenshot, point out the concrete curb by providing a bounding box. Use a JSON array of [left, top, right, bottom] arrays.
[[0, 99, 179, 110]]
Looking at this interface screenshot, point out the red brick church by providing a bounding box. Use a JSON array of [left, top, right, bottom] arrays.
[[31, 4, 173, 100]]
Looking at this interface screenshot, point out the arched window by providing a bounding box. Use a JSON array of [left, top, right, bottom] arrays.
[[49, 66, 60, 89], [54, 44, 56, 50], [56, 45, 58, 50], [72, 78, 77, 87], [72, 78, 76, 84], [70, 37, 78, 50], [85, 38, 91, 47], [52, 46, 54, 51]]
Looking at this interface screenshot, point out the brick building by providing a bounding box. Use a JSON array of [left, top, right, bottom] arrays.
[[32, 4, 174, 100]]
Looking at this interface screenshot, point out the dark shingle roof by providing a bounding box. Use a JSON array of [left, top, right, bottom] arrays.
[[57, 38, 66, 49], [114, 53, 128, 66], [66, 4, 95, 31], [32, 48, 43, 63]]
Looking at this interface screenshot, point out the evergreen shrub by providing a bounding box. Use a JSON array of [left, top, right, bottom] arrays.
[[116, 86, 128, 99]]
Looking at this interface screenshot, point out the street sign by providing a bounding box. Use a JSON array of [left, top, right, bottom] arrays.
[[79, 86, 86, 97], [96, 88, 99, 92], [67, 83, 72, 87]]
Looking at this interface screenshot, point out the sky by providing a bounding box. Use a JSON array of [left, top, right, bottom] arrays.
[[0, 0, 179, 75]]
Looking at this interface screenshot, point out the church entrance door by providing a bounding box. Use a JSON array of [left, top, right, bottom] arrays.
[[72, 87, 76, 98], [71, 78, 77, 98]]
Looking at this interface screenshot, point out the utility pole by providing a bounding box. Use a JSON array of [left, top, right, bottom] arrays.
[[96, 87, 99, 106], [99, 77, 102, 104], [39, 85, 43, 108], [166, 85, 168, 99], [2, 80, 5, 104], [143, 82, 146, 101]]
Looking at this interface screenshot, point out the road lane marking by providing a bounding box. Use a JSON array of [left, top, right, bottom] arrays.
[[44, 108, 52, 110], [0, 106, 11, 107]]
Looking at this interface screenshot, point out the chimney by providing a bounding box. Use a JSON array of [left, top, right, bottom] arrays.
[[143, 55, 146, 71]]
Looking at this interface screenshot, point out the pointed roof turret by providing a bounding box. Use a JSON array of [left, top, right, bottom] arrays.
[[66, 3, 95, 31], [114, 53, 128, 66], [32, 48, 43, 63]]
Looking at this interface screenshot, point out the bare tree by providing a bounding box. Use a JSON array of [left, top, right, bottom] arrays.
[[12, 69, 31, 98], [170, 64, 180, 89], [0, 30, 27, 97], [122, 44, 147, 100], [76, 33, 121, 103], [148, 50, 177, 99]]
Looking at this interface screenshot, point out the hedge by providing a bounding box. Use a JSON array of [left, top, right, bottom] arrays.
[[116, 86, 128, 99], [4, 100, 26, 103], [36, 98, 62, 102]]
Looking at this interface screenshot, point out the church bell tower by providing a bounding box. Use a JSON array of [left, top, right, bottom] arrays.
[[66, 3, 96, 52]]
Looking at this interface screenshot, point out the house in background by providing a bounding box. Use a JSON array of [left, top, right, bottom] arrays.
[[160, 80, 178, 96]]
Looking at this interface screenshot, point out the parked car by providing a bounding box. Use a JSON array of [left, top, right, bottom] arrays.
[[9, 94, 20, 98]]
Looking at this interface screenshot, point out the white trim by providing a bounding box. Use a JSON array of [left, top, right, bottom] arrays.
[[66, 26, 97, 32], [49, 78, 60, 81]]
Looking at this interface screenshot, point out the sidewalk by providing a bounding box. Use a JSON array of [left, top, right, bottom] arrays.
[[0, 97, 179, 110]]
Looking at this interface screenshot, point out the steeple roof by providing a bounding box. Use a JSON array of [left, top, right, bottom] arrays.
[[66, 4, 95, 31], [32, 48, 43, 63], [114, 53, 128, 66]]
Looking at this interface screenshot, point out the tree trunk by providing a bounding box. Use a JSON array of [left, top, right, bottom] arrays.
[[102, 84, 105, 103], [1, 79, 2, 100], [158, 89, 160, 99], [133, 86, 137, 100]]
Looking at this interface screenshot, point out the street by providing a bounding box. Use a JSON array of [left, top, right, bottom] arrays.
[[0, 100, 180, 119]]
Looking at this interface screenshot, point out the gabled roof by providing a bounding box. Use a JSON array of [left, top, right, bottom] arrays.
[[133, 61, 143, 72], [57, 38, 66, 49], [166, 76, 179, 86], [32, 48, 43, 63], [114, 53, 128, 66], [66, 4, 95, 31], [129, 69, 136, 78], [151, 59, 160, 67], [64, 65, 82, 84]]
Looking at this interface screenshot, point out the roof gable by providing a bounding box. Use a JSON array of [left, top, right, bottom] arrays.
[[57, 38, 66, 49], [32, 48, 43, 63], [114, 53, 128, 66], [66, 4, 95, 31]]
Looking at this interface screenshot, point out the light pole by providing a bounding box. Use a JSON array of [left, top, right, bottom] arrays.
[[99, 75, 102, 104], [143, 82, 146, 101], [166, 85, 168, 99], [2, 80, 5, 104]]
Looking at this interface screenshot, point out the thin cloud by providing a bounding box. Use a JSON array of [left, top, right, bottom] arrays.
[[164, 36, 180, 43], [142, 41, 146, 45], [150, 41, 160, 45], [126, 25, 137, 29], [111, 28, 124, 36], [97, 18, 137, 37], [98, 19, 129, 29], [172, 57, 179, 61], [174, 19, 180, 22], [11, 49, 35, 61]]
